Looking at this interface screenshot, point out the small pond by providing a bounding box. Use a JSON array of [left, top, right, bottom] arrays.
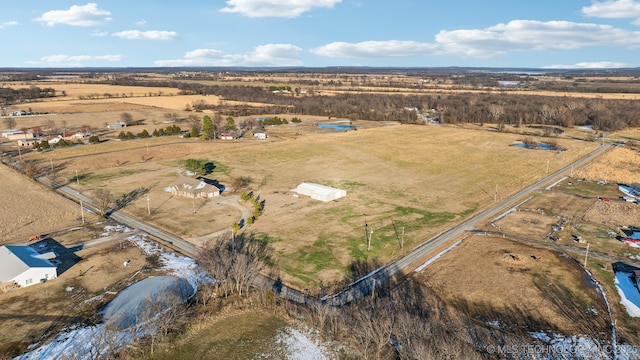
[[511, 142, 563, 151], [101, 276, 193, 328], [317, 123, 358, 131]]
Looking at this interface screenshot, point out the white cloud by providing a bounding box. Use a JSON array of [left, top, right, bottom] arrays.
[[35, 3, 111, 27], [135, 19, 147, 26], [92, 30, 108, 37], [311, 20, 640, 61], [0, 21, 19, 29], [582, 0, 640, 18], [311, 40, 440, 58], [112, 30, 179, 41], [435, 20, 640, 57], [33, 54, 123, 67], [545, 61, 632, 69], [220, 0, 341, 18], [155, 44, 303, 67]]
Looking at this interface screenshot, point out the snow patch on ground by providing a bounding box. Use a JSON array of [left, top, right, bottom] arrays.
[[490, 196, 532, 223], [530, 332, 611, 359], [100, 224, 132, 237], [15, 234, 208, 360], [530, 331, 640, 360], [614, 272, 640, 317], [266, 327, 331, 360], [414, 238, 463, 272]]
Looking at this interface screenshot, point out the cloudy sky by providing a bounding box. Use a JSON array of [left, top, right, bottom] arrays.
[[2, 0, 640, 68]]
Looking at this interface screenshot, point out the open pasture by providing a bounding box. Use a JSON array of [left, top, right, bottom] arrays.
[[417, 235, 609, 336], [18, 123, 599, 288]]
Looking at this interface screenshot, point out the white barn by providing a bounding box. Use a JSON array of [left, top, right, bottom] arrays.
[[291, 182, 346, 202], [0, 245, 57, 290]]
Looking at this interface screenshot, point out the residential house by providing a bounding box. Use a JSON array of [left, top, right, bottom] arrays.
[[219, 132, 234, 140], [17, 138, 39, 147], [171, 176, 221, 199], [4, 131, 35, 141], [107, 122, 127, 129], [0, 245, 57, 291]]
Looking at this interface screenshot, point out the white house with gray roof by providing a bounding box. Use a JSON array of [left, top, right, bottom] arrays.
[[171, 175, 221, 199], [0, 245, 57, 290]]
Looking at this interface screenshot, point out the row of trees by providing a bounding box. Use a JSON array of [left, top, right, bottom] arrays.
[[0, 85, 56, 106], [109, 76, 640, 131]]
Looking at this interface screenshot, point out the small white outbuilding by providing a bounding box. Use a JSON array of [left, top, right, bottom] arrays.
[[0, 245, 58, 290], [291, 182, 346, 202]]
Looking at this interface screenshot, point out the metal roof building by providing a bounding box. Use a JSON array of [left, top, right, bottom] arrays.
[[291, 182, 346, 202], [0, 245, 57, 290]]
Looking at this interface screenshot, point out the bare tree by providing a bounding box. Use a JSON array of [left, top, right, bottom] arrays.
[[2, 117, 16, 130], [197, 232, 272, 299], [94, 188, 113, 216], [24, 161, 39, 179], [45, 119, 57, 135], [121, 112, 133, 126]]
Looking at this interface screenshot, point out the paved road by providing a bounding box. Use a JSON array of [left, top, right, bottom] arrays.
[[324, 143, 613, 305]]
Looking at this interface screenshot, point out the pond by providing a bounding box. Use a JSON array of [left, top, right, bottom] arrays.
[[317, 123, 358, 131], [101, 275, 193, 328], [511, 142, 563, 151]]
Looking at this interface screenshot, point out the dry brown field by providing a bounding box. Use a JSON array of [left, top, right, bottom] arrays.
[[575, 146, 640, 184], [416, 235, 609, 335], [0, 165, 80, 244], [12, 120, 601, 288]]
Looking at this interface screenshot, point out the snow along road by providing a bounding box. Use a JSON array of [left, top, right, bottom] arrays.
[[323, 143, 612, 305]]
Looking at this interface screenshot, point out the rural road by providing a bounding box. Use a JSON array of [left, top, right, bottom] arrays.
[[30, 142, 613, 306], [323, 143, 613, 305]]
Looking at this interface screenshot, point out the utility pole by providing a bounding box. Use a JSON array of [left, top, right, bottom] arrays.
[[365, 221, 369, 250], [80, 200, 85, 224], [494, 184, 498, 202], [50, 158, 54, 172], [76, 169, 80, 185], [17, 146, 21, 161], [584, 242, 590, 268], [546, 159, 550, 175], [146, 196, 151, 216], [401, 226, 405, 250], [371, 278, 376, 299]]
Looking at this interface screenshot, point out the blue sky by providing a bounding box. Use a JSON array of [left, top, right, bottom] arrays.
[[1, 0, 640, 68]]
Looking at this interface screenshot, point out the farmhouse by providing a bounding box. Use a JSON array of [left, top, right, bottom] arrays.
[[107, 122, 127, 129], [219, 132, 234, 140], [171, 176, 221, 198], [253, 132, 267, 140], [3, 131, 35, 140], [0, 245, 57, 290], [291, 182, 347, 202], [17, 138, 39, 147]]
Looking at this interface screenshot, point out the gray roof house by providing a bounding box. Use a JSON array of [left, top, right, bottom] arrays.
[[0, 245, 57, 291], [171, 176, 221, 199]]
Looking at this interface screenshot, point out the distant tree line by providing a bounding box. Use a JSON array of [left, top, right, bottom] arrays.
[[0, 86, 56, 106], [105, 78, 640, 131]]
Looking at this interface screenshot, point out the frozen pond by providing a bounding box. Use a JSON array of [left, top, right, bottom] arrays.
[[102, 275, 193, 328]]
